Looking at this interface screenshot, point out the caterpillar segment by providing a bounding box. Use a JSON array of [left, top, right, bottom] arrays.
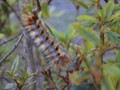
[[23, 14, 72, 69]]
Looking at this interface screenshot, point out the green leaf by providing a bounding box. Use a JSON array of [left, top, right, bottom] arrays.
[[77, 15, 99, 23], [9, 0, 16, 4], [26, 5, 33, 12], [70, 0, 89, 9], [25, 80, 36, 88], [109, 11, 120, 21], [51, 28, 67, 43], [104, 1, 115, 19], [1, 4, 9, 13], [56, 78, 63, 88], [70, 71, 89, 85], [101, 77, 115, 90], [5, 83, 16, 90], [49, 6, 65, 17], [103, 63, 120, 90], [46, 26, 71, 44], [112, 16, 120, 24], [107, 31, 120, 45], [11, 55, 19, 74], [0, 33, 4, 39], [116, 51, 120, 63], [104, 63, 120, 78], [97, 9, 105, 19], [20, 69, 29, 79], [41, 2, 49, 19], [113, 4, 120, 13], [71, 82, 95, 90], [72, 23, 100, 45], [67, 25, 76, 41], [6, 71, 14, 79], [111, 24, 120, 34]]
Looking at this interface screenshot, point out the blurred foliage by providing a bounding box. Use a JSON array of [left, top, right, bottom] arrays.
[[0, 0, 120, 90]]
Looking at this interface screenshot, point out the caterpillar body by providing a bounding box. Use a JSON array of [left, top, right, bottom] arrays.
[[23, 13, 72, 69]]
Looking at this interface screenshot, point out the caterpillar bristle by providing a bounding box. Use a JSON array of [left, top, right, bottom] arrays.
[[23, 13, 72, 69], [44, 44, 59, 56], [53, 54, 71, 69], [40, 29, 46, 35], [23, 14, 38, 21]]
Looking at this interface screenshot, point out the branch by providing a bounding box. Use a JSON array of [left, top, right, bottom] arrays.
[[0, 32, 22, 46], [106, 45, 120, 52], [0, 33, 23, 65], [100, 45, 120, 57]]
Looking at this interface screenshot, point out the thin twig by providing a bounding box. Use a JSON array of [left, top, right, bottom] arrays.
[[45, 23, 55, 38], [1, 77, 11, 83], [46, 0, 53, 5], [0, 33, 24, 65], [99, 45, 120, 58], [35, 0, 53, 12], [0, 32, 22, 46], [104, 0, 119, 3], [100, 31, 104, 63], [36, 0, 41, 11], [58, 75, 68, 84], [42, 70, 58, 90], [14, 79, 22, 90], [48, 70, 58, 90], [16, 0, 19, 11], [104, 0, 109, 3], [82, 56, 100, 90]]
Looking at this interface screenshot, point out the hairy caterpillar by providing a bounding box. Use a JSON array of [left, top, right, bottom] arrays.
[[23, 13, 72, 69]]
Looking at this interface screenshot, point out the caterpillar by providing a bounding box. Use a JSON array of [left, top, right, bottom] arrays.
[[23, 13, 72, 69]]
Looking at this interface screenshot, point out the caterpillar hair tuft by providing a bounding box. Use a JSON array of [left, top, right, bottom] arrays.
[[23, 13, 72, 69]]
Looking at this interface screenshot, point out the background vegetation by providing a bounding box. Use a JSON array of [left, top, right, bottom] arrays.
[[0, 0, 120, 90]]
